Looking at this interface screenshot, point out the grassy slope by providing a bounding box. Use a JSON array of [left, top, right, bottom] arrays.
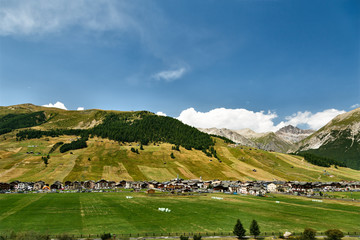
[[0, 104, 359, 183], [1, 134, 359, 183], [297, 108, 360, 170], [0, 192, 358, 234]]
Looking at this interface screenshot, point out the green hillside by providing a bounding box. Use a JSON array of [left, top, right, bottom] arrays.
[[1, 135, 359, 183], [297, 108, 360, 170], [0, 104, 359, 183]]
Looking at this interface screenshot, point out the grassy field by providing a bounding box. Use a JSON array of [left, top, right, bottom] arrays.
[[0, 192, 359, 235], [1, 135, 359, 183]]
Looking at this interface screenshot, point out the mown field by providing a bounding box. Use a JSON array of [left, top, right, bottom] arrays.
[[1, 135, 359, 183], [0, 192, 359, 235]]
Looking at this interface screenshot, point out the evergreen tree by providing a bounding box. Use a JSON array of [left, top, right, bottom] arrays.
[[170, 152, 175, 159], [250, 220, 260, 238], [140, 144, 144, 150], [233, 219, 246, 239]]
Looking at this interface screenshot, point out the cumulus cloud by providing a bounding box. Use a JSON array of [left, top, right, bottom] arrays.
[[156, 111, 167, 116], [284, 109, 346, 130], [77, 107, 84, 111], [42, 101, 67, 110], [0, 1, 139, 36], [153, 68, 187, 82], [177, 108, 280, 133], [177, 107, 345, 132], [350, 104, 360, 109]]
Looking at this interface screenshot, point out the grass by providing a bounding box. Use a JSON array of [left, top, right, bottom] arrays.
[[1, 136, 359, 183], [0, 192, 358, 235]]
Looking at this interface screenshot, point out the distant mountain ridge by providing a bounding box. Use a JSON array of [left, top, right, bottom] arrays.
[[276, 125, 315, 143], [199, 125, 313, 153], [297, 107, 360, 170]]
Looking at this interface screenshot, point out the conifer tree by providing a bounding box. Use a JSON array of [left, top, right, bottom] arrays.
[[233, 219, 246, 239], [250, 220, 260, 238]]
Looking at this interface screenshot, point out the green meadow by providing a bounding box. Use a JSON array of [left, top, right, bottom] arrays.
[[0, 192, 359, 235]]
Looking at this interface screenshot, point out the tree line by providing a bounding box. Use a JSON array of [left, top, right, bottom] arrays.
[[0, 111, 47, 135], [296, 152, 346, 168], [233, 219, 344, 240], [16, 113, 215, 152]]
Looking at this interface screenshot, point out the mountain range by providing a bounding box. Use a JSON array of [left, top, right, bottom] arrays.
[[199, 125, 315, 153], [200, 108, 360, 170], [0, 103, 359, 184]]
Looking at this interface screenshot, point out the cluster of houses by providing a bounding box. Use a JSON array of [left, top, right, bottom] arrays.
[[1, 178, 359, 195]]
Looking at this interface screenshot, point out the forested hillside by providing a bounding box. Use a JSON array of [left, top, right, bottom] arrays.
[[0, 111, 47, 135], [12, 110, 214, 152]]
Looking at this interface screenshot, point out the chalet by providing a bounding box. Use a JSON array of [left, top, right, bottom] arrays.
[[125, 181, 133, 189], [18, 182, 32, 191], [71, 181, 82, 190], [96, 179, 109, 189], [109, 181, 116, 188], [83, 180, 95, 189], [117, 180, 127, 188], [33, 181, 45, 190], [266, 183, 277, 192], [50, 181, 63, 190], [213, 182, 230, 192], [148, 181, 159, 189], [248, 186, 266, 196], [9, 181, 20, 191], [0, 182, 11, 190], [64, 181, 72, 189]]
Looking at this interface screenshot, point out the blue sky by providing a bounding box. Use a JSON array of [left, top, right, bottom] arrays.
[[0, 0, 359, 132]]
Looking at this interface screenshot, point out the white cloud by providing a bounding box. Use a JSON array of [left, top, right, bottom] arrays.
[[177, 107, 346, 132], [153, 68, 187, 82], [0, 1, 139, 36], [77, 107, 84, 111], [156, 111, 167, 116], [350, 104, 360, 109], [42, 101, 67, 110], [284, 109, 346, 130], [177, 108, 281, 133]]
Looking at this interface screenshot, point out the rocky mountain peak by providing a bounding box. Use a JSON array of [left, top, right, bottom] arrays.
[[276, 125, 314, 135], [275, 125, 315, 144]]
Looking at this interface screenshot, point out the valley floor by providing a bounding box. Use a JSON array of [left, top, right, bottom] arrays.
[[0, 191, 359, 235]]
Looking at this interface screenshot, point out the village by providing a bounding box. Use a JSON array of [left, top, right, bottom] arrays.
[[0, 178, 359, 197]]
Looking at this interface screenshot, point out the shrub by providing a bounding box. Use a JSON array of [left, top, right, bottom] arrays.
[[11, 232, 50, 240], [101, 233, 112, 240], [325, 229, 344, 240], [180, 236, 189, 240], [193, 235, 202, 240], [58, 234, 75, 240], [301, 228, 316, 240]]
